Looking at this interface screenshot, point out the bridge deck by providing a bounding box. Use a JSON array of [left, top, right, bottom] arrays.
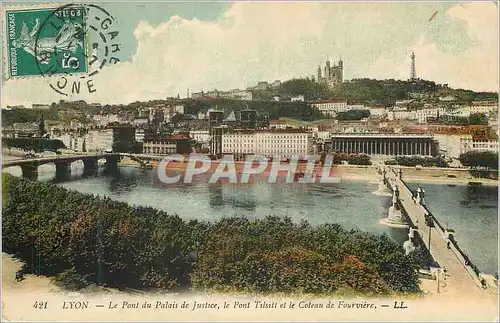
[[2, 153, 120, 167], [386, 170, 486, 295]]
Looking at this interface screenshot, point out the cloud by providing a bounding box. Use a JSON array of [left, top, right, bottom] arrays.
[[2, 2, 498, 107], [367, 2, 498, 91]]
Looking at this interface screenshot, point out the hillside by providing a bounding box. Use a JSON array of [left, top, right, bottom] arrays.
[[254, 78, 498, 106]]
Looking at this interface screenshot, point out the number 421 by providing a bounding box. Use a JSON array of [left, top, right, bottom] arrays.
[[33, 301, 48, 309]]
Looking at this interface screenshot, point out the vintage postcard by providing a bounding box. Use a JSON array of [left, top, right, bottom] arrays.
[[1, 1, 498, 322]]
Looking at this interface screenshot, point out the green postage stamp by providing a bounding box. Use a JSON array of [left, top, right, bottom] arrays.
[[5, 6, 88, 78]]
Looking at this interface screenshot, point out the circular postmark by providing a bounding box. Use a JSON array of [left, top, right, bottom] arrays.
[[33, 3, 122, 96]]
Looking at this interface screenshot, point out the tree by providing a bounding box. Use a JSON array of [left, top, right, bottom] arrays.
[[2, 138, 66, 153], [468, 113, 488, 125], [336, 110, 370, 121], [459, 151, 498, 169], [3, 174, 421, 294], [348, 154, 372, 165]]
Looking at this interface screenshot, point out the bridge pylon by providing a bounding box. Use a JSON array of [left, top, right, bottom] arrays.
[[20, 164, 39, 180]]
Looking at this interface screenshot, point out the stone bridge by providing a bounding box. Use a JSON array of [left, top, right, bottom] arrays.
[[2, 153, 121, 180], [378, 166, 496, 294]]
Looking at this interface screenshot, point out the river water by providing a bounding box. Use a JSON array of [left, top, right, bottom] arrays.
[[3, 163, 498, 274]]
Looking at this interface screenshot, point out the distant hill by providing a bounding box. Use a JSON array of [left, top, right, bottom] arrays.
[[254, 78, 498, 106]]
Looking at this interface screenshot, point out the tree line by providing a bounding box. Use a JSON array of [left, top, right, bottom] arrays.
[[3, 137, 66, 153], [3, 174, 421, 295], [384, 156, 449, 168]]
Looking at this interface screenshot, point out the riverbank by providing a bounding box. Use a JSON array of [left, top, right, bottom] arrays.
[[2, 253, 497, 322], [117, 159, 498, 186]]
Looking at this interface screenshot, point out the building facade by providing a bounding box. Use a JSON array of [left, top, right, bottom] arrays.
[[85, 129, 114, 152], [190, 130, 210, 143], [328, 134, 438, 156], [142, 135, 192, 155], [460, 135, 499, 155], [221, 130, 314, 159], [309, 101, 348, 117], [316, 57, 343, 87]]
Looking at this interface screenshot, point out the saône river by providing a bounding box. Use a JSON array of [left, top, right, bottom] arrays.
[[4, 162, 498, 274]]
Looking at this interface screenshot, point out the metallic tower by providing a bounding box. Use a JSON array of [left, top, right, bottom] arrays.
[[410, 52, 417, 80]]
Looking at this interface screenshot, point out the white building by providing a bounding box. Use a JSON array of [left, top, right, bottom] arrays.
[[221, 131, 314, 159], [93, 114, 119, 125], [415, 108, 446, 123], [387, 108, 446, 123], [309, 101, 348, 117], [85, 129, 114, 152], [190, 130, 210, 143], [52, 133, 74, 150], [135, 128, 145, 143], [143, 141, 177, 155], [231, 90, 253, 101], [173, 105, 185, 115], [368, 106, 387, 118], [450, 103, 496, 118], [395, 99, 413, 106], [346, 104, 366, 110], [438, 95, 456, 102], [222, 132, 255, 155], [460, 135, 499, 155], [132, 118, 149, 126], [291, 95, 305, 102], [269, 119, 295, 130], [316, 131, 331, 141], [197, 111, 207, 120], [470, 101, 497, 114], [387, 110, 416, 122]]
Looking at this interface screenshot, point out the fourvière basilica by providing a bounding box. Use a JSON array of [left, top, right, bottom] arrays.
[[316, 56, 343, 88]]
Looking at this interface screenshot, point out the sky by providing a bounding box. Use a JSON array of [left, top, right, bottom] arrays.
[[1, 1, 499, 107]]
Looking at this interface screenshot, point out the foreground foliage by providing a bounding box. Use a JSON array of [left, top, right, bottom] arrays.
[[2, 174, 420, 294]]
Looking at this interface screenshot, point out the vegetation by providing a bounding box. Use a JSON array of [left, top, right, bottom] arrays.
[[253, 78, 497, 106], [181, 98, 325, 121], [2, 107, 60, 126], [3, 174, 421, 295], [438, 113, 488, 125], [336, 110, 370, 121], [2, 137, 66, 153], [329, 153, 372, 166], [384, 156, 449, 168], [112, 140, 143, 154], [459, 151, 498, 170]]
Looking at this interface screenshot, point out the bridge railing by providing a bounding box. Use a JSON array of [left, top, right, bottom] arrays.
[[395, 171, 485, 287]]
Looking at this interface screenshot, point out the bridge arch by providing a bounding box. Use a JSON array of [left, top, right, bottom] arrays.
[[2, 165, 22, 177]]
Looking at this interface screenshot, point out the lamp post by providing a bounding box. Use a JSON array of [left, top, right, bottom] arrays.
[[426, 214, 435, 257]]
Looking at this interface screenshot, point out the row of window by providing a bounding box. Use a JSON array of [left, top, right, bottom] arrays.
[[223, 140, 308, 144], [143, 147, 176, 154], [223, 144, 308, 148], [225, 135, 310, 139], [223, 149, 310, 154]]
